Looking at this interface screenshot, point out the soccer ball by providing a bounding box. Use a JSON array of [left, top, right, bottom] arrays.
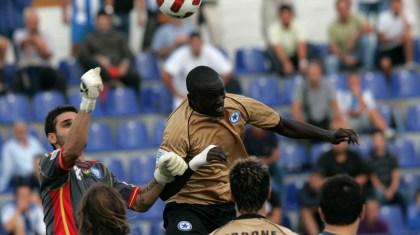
[[157, 0, 202, 18]]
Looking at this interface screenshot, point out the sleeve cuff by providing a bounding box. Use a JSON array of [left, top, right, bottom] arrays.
[[57, 148, 74, 171], [127, 187, 141, 209]]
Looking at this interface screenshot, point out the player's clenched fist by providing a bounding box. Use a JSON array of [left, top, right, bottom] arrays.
[[189, 145, 227, 171], [154, 152, 188, 185], [329, 128, 359, 145], [80, 67, 103, 112]]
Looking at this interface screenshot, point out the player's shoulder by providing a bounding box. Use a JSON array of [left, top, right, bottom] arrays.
[[41, 149, 60, 162], [165, 100, 191, 131]]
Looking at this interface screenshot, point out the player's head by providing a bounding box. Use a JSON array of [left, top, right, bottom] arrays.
[[96, 10, 112, 33], [229, 158, 270, 214], [189, 31, 203, 57], [44, 105, 78, 149], [319, 175, 365, 226], [277, 4, 294, 25], [186, 66, 225, 117], [336, 0, 351, 19], [78, 184, 129, 235]]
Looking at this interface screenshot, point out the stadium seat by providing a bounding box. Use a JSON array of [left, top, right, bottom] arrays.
[[3, 64, 17, 86], [280, 143, 307, 172], [140, 86, 172, 114], [377, 104, 393, 127], [247, 77, 281, 107], [128, 157, 155, 185], [407, 204, 420, 231], [135, 52, 161, 81], [310, 43, 330, 59], [283, 182, 303, 210], [105, 87, 140, 116], [67, 89, 104, 117], [414, 38, 420, 64], [310, 143, 331, 164], [153, 119, 166, 147], [149, 222, 165, 235], [361, 72, 391, 100], [33, 91, 66, 121], [0, 93, 32, 123], [138, 199, 164, 221], [400, 174, 420, 202], [279, 76, 298, 105], [389, 139, 418, 168], [117, 120, 150, 150], [58, 58, 83, 85], [85, 122, 115, 152], [235, 48, 270, 75], [327, 73, 347, 91], [379, 206, 405, 235], [406, 105, 420, 132], [392, 69, 420, 98], [106, 159, 126, 181]]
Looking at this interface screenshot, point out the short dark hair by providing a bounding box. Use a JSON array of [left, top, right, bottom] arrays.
[[189, 31, 202, 39], [97, 9, 111, 18], [229, 158, 270, 213], [186, 66, 222, 94], [278, 4, 293, 13], [320, 175, 364, 226], [78, 184, 129, 235], [44, 105, 78, 148]]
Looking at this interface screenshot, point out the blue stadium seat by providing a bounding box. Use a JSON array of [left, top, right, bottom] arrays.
[[0, 93, 32, 123], [117, 120, 150, 150], [361, 72, 391, 100], [128, 157, 155, 185], [33, 91, 66, 121], [138, 199, 164, 221], [3, 64, 17, 86], [407, 204, 420, 231], [389, 139, 418, 168], [311, 43, 330, 59], [153, 119, 166, 147], [85, 122, 115, 152], [406, 105, 420, 132], [379, 206, 405, 235], [400, 174, 420, 202], [279, 76, 298, 105], [58, 59, 83, 85], [235, 48, 270, 75], [310, 143, 331, 164], [247, 77, 281, 107], [106, 159, 126, 181], [140, 86, 173, 114], [392, 69, 420, 98], [149, 221, 165, 235], [280, 143, 307, 172], [283, 182, 303, 210], [67, 89, 104, 117], [135, 52, 161, 81], [327, 73, 347, 91], [414, 38, 420, 64], [105, 87, 140, 116], [377, 104, 393, 127], [352, 139, 372, 159]]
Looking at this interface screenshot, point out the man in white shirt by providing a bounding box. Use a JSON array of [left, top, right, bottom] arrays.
[[162, 32, 240, 109], [377, 0, 415, 72], [267, 4, 308, 76], [0, 122, 45, 192]]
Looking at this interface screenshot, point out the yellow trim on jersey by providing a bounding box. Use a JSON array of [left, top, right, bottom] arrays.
[[59, 187, 71, 235]]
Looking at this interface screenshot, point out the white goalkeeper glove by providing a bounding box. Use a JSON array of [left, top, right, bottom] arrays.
[[189, 144, 219, 171], [80, 67, 103, 112], [154, 152, 188, 185]]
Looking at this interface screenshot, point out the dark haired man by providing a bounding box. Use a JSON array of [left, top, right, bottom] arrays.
[[319, 175, 365, 235], [210, 158, 297, 235], [159, 65, 358, 234], [39, 67, 218, 235]]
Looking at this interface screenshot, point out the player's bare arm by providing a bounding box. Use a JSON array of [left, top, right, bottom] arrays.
[[131, 179, 164, 212]]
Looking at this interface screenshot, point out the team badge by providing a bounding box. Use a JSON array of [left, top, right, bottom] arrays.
[[91, 168, 103, 179], [177, 221, 192, 231], [229, 110, 241, 124]]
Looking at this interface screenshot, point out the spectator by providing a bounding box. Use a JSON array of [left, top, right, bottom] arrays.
[[196, 0, 223, 48], [1, 184, 45, 235], [337, 71, 388, 133], [292, 61, 346, 130], [326, 0, 374, 74], [60, 0, 103, 56], [358, 198, 389, 234], [0, 36, 8, 95], [162, 32, 240, 109], [407, 189, 420, 231], [104, 0, 142, 39], [13, 8, 66, 97], [261, 0, 287, 40], [317, 142, 369, 187], [298, 170, 325, 235], [319, 175, 365, 235], [0, 122, 45, 192], [151, 17, 196, 60], [367, 129, 406, 214], [377, 0, 415, 75], [78, 10, 140, 94], [267, 4, 308, 76], [139, 0, 163, 51], [358, 0, 388, 18]]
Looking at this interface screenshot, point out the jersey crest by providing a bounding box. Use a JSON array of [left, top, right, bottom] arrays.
[[229, 110, 241, 125]]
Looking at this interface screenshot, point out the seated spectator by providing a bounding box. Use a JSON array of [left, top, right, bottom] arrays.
[[1, 184, 45, 235], [267, 4, 308, 76], [13, 8, 65, 97], [292, 61, 346, 130], [0, 122, 45, 192], [326, 0, 373, 74], [376, 0, 415, 75], [163, 32, 241, 109], [407, 189, 420, 231], [78, 10, 140, 94], [316, 142, 369, 187], [78, 184, 130, 235], [337, 71, 388, 133], [0, 36, 8, 95], [367, 129, 406, 215], [298, 170, 325, 235], [151, 17, 196, 60], [358, 198, 389, 234]]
